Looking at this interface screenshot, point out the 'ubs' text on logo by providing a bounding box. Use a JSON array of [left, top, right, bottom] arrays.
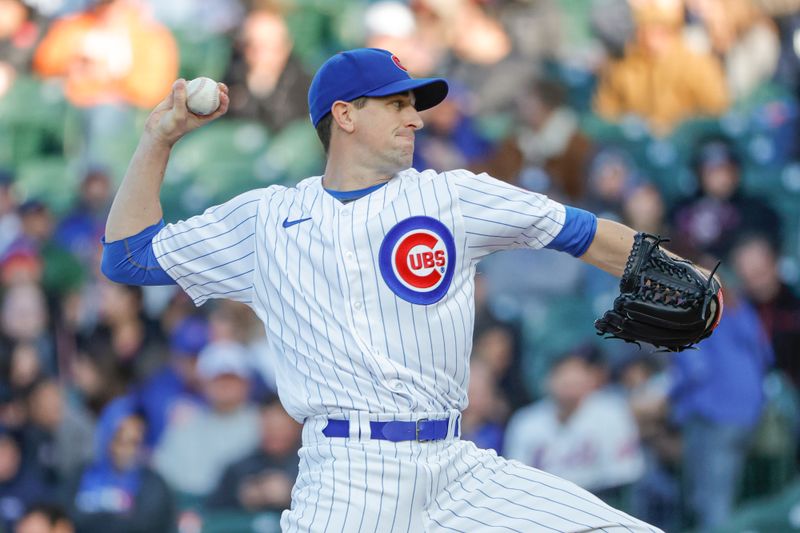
[[379, 217, 456, 304]]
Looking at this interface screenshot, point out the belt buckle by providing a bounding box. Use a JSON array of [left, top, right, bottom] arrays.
[[416, 418, 431, 442]]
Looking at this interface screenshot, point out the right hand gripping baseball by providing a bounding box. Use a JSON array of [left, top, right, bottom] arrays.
[[144, 79, 229, 147]]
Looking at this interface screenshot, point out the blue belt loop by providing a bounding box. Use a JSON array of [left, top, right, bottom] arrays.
[[357, 412, 371, 440], [447, 409, 461, 439]]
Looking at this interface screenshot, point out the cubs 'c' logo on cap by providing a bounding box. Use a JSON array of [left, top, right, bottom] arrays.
[[391, 55, 408, 72], [379, 216, 456, 305]]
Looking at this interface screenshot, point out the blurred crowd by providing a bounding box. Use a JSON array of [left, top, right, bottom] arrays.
[[2, 0, 800, 532]]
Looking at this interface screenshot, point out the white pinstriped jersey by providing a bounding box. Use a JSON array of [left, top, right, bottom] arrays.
[[152, 168, 567, 422]]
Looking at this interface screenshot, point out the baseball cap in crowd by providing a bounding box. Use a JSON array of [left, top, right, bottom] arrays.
[[18, 198, 47, 216], [0, 168, 13, 188], [365, 2, 416, 38], [169, 316, 210, 357], [549, 344, 605, 372], [308, 48, 449, 127], [197, 341, 252, 381], [695, 139, 740, 172]]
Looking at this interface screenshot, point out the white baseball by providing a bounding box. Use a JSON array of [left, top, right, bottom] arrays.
[[186, 77, 220, 116]]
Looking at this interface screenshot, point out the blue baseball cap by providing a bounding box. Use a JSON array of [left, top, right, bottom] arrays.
[[308, 48, 449, 127]]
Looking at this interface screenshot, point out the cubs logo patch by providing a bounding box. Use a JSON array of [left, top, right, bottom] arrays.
[[379, 216, 456, 305], [391, 55, 408, 72]]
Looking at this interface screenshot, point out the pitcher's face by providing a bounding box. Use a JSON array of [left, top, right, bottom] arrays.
[[352, 92, 424, 174]]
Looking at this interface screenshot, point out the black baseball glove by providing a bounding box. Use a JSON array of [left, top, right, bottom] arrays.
[[594, 233, 724, 352]]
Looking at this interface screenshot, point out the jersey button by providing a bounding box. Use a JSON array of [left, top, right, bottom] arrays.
[[389, 380, 404, 392], [344, 251, 355, 262], [353, 300, 363, 310]]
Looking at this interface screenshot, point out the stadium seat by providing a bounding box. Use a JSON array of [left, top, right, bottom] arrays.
[[15, 156, 76, 214], [161, 119, 324, 220], [0, 75, 67, 168], [162, 119, 272, 219], [258, 119, 325, 186], [284, 0, 353, 67]]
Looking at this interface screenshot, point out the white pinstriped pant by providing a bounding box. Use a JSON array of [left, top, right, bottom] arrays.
[[281, 411, 663, 533]]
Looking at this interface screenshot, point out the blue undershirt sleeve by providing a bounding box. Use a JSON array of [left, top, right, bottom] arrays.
[[545, 206, 598, 257], [101, 220, 177, 286]]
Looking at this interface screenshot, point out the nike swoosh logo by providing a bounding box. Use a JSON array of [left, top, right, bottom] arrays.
[[282, 216, 312, 228]]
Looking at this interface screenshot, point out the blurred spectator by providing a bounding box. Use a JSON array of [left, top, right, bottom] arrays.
[[622, 182, 668, 236], [594, 0, 730, 134], [440, 0, 513, 66], [670, 136, 782, 261], [773, 8, 800, 95], [153, 341, 259, 498], [589, 0, 637, 60], [685, 0, 780, 101], [15, 503, 74, 533], [1, 200, 49, 286], [54, 167, 112, 266], [364, 1, 441, 76], [0, 427, 52, 531], [66, 396, 174, 532], [3, 200, 83, 296], [223, 9, 312, 132], [486, 79, 594, 201], [433, 0, 538, 117], [7, 344, 44, 399], [615, 353, 668, 399], [732, 234, 800, 387], [669, 286, 773, 530], [32, 0, 178, 166], [471, 273, 528, 411], [0, 0, 41, 98], [0, 170, 21, 258], [625, 365, 683, 532], [94, 281, 167, 384], [584, 147, 642, 221], [0, 251, 41, 289], [460, 358, 506, 454], [11, 200, 51, 251], [206, 394, 300, 512], [32, 0, 177, 109], [209, 300, 282, 395], [413, 86, 492, 172], [71, 333, 126, 416], [0, 0, 38, 68], [208, 300, 262, 345], [1, 283, 54, 384], [504, 346, 644, 495], [22, 379, 94, 487], [136, 315, 210, 447], [753, 0, 800, 15], [496, 0, 562, 66]]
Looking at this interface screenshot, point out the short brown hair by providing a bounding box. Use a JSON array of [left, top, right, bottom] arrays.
[[315, 96, 368, 154]]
